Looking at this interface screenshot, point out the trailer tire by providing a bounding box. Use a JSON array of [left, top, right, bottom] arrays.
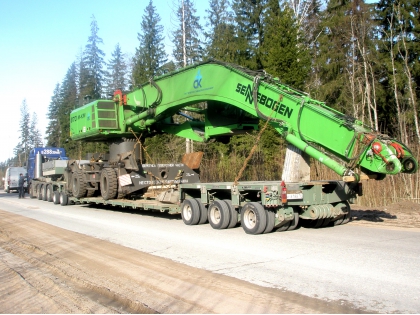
[[72, 170, 87, 198], [53, 191, 60, 204], [276, 221, 292, 232], [208, 200, 231, 229], [333, 216, 345, 226], [60, 192, 68, 206], [100, 168, 117, 200], [240, 202, 267, 235], [287, 211, 300, 231], [263, 209, 275, 233], [314, 218, 325, 228], [341, 210, 352, 225], [181, 199, 201, 225], [224, 200, 238, 229], [194, 199, 208, 224], [46, 185, 54, 202]]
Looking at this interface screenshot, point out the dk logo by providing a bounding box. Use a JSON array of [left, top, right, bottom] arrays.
[[193, 69, 202, 89]]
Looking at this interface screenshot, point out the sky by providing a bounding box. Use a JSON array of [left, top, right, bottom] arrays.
[[0, 0, 208, 162]]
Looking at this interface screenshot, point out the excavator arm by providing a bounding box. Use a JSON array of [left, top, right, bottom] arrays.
[[70, 60, 418, 179]]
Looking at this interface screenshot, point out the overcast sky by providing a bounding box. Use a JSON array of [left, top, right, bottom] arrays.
[[0, 0, 207, 162]]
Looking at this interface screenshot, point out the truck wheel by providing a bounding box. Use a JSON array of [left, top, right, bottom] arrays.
[[100, 168, 117, 200], [263, 209, 275, 234], [208, 200, 231, 230], [42, 184, 48, 201], [6, 188, 10, 193], [38, 185, 43, 200], [53, 191, 60, 204], [241, 202, 267, 235], [46, 185, 54, 202], [194, 199, 208, 224], [181, 199, 201, 225], [72, 170, 87, 198], [224, 200, 238, 229], [60, 192, 68, 206]]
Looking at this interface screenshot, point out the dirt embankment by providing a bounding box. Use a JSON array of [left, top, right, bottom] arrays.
[[0, 210, 365, 314]]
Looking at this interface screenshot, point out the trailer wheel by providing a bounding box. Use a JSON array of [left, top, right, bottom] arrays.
[[194, 199, 208, 224], [181, 199, 201, 225], [100, 168, 117, 200], [320, 218, 331, 228], [241, 202, 267, 235], [287, 211, 300, 231], [72, 170, 87, 198], [314, 218, 325, 228], [208, 200, 231, 229], [342, 211, 351, 224], [46, 185, 54, 202], [53, 191, 60, 205], [224, 200, 238, 229], [276, 221, 292, 232], [60, 192, 68, 206], [263, 209, 275, 234], [333, 216, 345, 226]]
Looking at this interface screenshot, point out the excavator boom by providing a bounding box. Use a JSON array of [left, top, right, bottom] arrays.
[[70, 61, 418, 179]]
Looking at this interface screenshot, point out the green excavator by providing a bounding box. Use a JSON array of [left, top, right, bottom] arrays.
[[70, 60, 418, 181]]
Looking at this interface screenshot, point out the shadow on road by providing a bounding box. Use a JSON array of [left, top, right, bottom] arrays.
[[350, 209, 397, 223]]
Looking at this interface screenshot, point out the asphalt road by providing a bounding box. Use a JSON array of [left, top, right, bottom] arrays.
[[0, 191, 419, 313]]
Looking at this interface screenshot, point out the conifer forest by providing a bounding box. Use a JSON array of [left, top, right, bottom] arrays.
[[2, 0, 420, 206]]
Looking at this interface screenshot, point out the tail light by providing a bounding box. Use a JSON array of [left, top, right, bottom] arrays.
[[281, 181, 287, 204]]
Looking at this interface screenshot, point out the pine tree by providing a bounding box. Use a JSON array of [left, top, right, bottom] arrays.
[[45, 83, 62, 146], [262, 1, 310, 89], [105, 43, 128, 96], [59, 63, 79, 157], [171, 0, 204, 67], [80, 15, 105, 101], [29, 112, 43, 148], [205, 0, 238, 62], [133, 0, 167, 85], [14, 99, 31, 164], [313, 0, 355, 114], [231, 0, 268, 69]]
